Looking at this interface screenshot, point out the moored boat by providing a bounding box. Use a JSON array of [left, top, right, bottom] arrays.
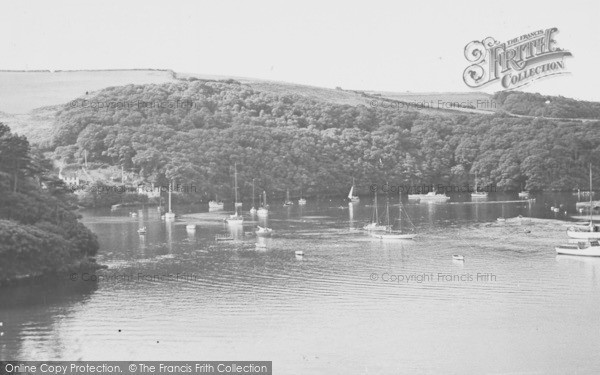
[[363, 192, 389, 232], [257, 190, 269, 216], [256, 226, 273, 237], [556, 240, 600, 257], [348, 178, 360, 202], [225, 163, 244, 224], [567, 164, 599, 239], [409, 191, 450, 202], [283, 189, 294, 206]]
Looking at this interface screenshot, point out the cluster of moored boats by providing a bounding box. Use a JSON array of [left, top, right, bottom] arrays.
[[556, 165, 600, 257]]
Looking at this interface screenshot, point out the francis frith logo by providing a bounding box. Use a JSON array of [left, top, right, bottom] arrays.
[[463, 27, 572, 90]]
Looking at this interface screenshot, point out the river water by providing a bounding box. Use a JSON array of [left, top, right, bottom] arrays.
[[1, 193, 600, 374]]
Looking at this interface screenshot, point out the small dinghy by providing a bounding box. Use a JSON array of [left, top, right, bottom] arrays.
[[256, 226, 273, 237], [452, 254, 464, 261], [215, 234, 234, 241], [186, 224, 197, 231], [137, 226, 147, 234], [295, 250, 304, 256]]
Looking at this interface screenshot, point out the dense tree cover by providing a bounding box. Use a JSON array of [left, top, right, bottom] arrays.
[[49, 81, 600, 200], [494, 91, 600, 119], [0, 123, 99, 282]]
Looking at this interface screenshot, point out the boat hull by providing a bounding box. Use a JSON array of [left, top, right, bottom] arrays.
[[370, 232, 415, 240], [556, 245, 600, 257], [566, 230, 600, 239]]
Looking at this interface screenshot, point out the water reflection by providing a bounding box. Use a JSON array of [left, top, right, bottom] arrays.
[[3, 193, 600, 372]]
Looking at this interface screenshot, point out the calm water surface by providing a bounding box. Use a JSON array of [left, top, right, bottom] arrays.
[[2, 193, 600, 374]]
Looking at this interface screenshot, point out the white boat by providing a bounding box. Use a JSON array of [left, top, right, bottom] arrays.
[[257, 190, 269, 216], [370, 194, 416, 240], [298, 189, 307, 205], [567, 164, 600, 239], [137, 226, 147, 234], [164, 180, 176, 220], [111, 204, 123, 210], [256, 226, 273, 237], [408, 191, 450, 202], [295, 250, 304, 256], [348, 178, 360, 202], [518, 191, 530, 199], [371, 232, 415, 240], [215, 234, 234, 241], [186, 224, 197, 231], [452, 255, 464, 261], [249, 178, 257, 214], [556, 240, 600, 257], [283, 189, 294, 206], [235, 202, 243, 208], [363, 192, 389, 232], [225, 163, 244, 224], [129, 212, 137, 217], [208, 199, 224, 210], [471, 173, 488, 199]]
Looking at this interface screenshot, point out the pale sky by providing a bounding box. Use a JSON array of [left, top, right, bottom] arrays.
[[1, 0, 599, 100]]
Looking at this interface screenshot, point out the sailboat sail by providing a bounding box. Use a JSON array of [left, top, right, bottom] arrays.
[[348, 185, 354, 199]]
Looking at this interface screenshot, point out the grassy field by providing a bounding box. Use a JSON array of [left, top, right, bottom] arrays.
[[0, 69, 176, 114]]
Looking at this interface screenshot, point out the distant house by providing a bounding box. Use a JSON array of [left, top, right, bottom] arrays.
[[58, 171, 80, 186]]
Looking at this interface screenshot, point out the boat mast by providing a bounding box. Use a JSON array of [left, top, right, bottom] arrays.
[[234, 163, 238, 203], [590, 163, 593, 226], [398, 189, 402, 229], [168, 180, 172, 213], [252, 178, 255, 207], [373, 191, 379, 223]]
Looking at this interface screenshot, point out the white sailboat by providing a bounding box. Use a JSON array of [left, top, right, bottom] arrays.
[[363, 191, 388, 232], [471, 173, 488, 199], [283, 189, 294, 206], [567, 163, 600, 239], [348, 178, 360, 202], [249, 178, 257, 214], [257, 190, 269, 216], [226, 164, 243, 224], [370, 193, 416, 240], [298, 188, 306, 205], [164, 181, 176, 220]]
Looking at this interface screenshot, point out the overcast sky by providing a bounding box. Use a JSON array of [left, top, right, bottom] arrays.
[[1, 0, 598, 100]]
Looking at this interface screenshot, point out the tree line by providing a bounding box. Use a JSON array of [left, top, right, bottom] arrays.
[[47, 80, 600, 202]]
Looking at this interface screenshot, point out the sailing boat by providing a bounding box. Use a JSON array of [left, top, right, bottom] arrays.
[[348, 178, 360, 202], [164, 180, 176, 220], [371, 193, 416, 240], [298, 188, 306, 205], [257, 190, 269, 216], [363, 191, 388, 232], [567, 163, 600, 239], [208, 193, 224, 210], [471, 172, 488, 199], [250, 179, 257, 214], [226, 164, 243, 224], [283, 189, 294, 206]]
